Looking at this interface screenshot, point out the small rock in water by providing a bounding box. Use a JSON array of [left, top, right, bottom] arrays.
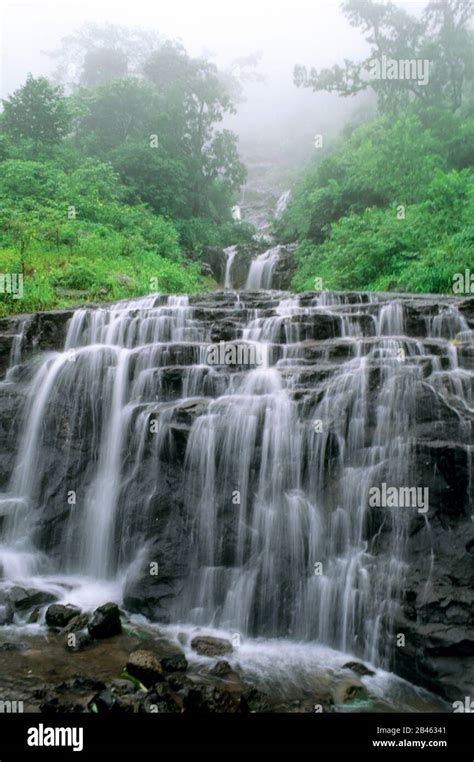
[[330, 676, 368, 704], [126, 650, 163, 687], [46, 604, 81, 629], [61, 613, 90, 635], [7, 586, 56, 611], [209, 660, 233, 677], [190, 635, 233, 657], [88, 602, 121, 639], [342, 661, 376, 677], [28, 606, 41, 624]]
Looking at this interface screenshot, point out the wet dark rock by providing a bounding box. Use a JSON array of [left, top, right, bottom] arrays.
[[7, 586, 56, 612], [61, 613, 90, 634], [241, 687, 273, 713], [0, 334, 14, 378], [191, 635, 233, 657], [209, 660, 233, 677], [123, 565, 180, 623], [140, 683, 181, 713], [160, 652, 188, 673], [166, 672, 195, 693], [88, 602, 122, 639], [40, 697, 73, 713], [45, 604, 81, 629], [182, 684, 241, 713], [0, 386, 26, 489], [88, 688, 114, 712], [342, 661, 376, 677], [458, 297, 474, 324]]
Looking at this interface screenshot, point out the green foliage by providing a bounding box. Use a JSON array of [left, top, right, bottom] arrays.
[[0, 29, 250, 318], [295, 0, 474, 114], [120, 670, 147, 692], [0, 155, 211, 316], [287, 0, 474, 296], [277, 112, 444, 244], [176, 217, 255, 254], [1, 75, 71, 145], [291, 170, 474, 294]]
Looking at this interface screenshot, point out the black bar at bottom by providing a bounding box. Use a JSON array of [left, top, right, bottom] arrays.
[[0, 713, 471, 758]]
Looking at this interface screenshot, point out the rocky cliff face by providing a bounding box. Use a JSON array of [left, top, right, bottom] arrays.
[[0, 291, 472, 703]]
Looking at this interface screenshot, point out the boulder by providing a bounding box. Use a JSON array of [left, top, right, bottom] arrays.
[[7, 586, 56, 612], [342, 661, 375, 677], [88, 603, 121, 639], [126, 650, 163, 687], [61, 614, 90, 635], [160, 653, 188, 673], [209, 660, 233, 677], [45, 604, 81, 629], [190, 635, 233, 657]]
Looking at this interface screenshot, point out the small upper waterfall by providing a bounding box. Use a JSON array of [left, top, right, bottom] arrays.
[[224, 245, 238, 289], [0, 288, 471, 674], [245, 245, 282, 290], [232, 205, 242, 222], [275, 190, 291, 218]]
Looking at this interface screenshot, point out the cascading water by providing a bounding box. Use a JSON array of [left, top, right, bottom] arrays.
[[224, 245, 238, 289], [245, 245, 282, 290], [275, 190, 291, 218], [0, 288, 471, 681]]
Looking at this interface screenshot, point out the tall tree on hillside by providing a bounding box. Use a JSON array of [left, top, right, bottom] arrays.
[[1, 75, 71, 148], [143, 44, 246, 217], [294, 0, 474, 112]]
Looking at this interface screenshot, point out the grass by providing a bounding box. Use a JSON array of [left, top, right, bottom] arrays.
[[0, 243, 215, 318]]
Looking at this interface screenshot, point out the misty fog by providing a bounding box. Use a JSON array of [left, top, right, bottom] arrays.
[[0, 0, 429, 178]]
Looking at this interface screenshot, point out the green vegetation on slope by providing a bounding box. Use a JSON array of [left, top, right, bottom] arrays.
[[282, 0, 474, 295], [279, 109, 474, 293], [0, 28, 256, 316]]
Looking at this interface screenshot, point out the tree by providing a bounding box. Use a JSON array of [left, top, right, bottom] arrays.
[[1, 75, 71, 147], [144, 45, 245, 216], [47, 22, 163, 90], [81, 48, 128, 87], [295, 0, 474, 112], [72, 78, 161, 155]]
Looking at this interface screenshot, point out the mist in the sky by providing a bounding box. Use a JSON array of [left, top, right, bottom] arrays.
[[0, 0, 429, 170]]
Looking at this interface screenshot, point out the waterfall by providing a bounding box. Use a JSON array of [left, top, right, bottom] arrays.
[[224, 245, 238, 289], [275, 190, 291, 218], [0, 289, 472, 672], [245, 246, 281, 290]]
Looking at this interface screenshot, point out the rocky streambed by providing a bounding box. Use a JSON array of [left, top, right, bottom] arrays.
[[0, 601, 448, 714]]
